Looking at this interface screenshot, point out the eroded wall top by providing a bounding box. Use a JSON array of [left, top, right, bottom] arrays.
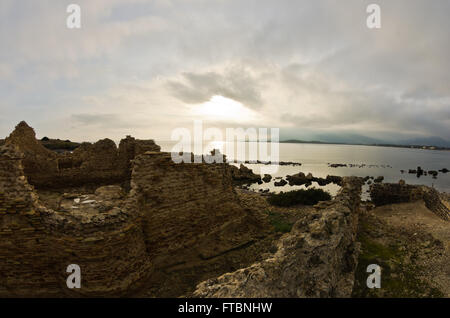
[[4, 121, 160, 188]]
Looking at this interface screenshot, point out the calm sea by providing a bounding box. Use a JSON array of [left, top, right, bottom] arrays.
[[157, 141, 450, 196]]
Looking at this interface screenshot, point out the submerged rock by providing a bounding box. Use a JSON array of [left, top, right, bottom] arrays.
[[274, 179, 287, 187], [262, 174, 272, 183], [325, 175, 343, 186], [374, 176, 384, 183], [329, 163, 347, 168], [428, 170, 438, 178], [286, 172, 309, 186]]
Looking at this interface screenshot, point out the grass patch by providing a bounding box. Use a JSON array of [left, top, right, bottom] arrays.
[[352, 220, 444, 298], [264, 210, 293, 233], [267, 188, 331, 207]]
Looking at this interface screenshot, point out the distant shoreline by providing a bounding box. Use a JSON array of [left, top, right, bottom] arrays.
[[279, 139, 450, 151], [155, 139, 450, 151]]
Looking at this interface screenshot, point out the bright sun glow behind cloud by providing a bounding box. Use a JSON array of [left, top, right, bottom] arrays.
[[192, 95, 259, 122]]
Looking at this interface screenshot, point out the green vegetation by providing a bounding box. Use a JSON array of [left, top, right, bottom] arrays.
[[40, 138, 80, 151], [264, 210, 293, 233], [267, 188, 331, 207], [352, 220, 444, 298]]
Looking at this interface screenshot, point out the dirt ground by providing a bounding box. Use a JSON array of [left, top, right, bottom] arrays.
[[353, 200, 450, 297]]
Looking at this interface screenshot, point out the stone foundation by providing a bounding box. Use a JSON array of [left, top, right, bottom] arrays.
[[370, 183, 449, 221], [193, 177, 364, 298], [0, 143, 151, 297]]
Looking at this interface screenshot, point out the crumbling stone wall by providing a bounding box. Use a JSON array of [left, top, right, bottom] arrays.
[[0, 143, 152, 297], [370, 183, 449, 221], [421, 187, 450, 221], [370, 183, 423, 206], [0, 144, 58, 296], [4, 122, 59, 185], [193, 177, 364, 298], [5, 122, 160, 189], [131, 152, 267, 273]]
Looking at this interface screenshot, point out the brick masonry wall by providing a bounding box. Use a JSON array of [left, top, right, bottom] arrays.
[[0, 144, 59, 296], [370, 183, 449, 221], [131, 151, 264, 269], [0, 143, 152, 297], [421, 187, 450, 221], [370, 183, 423, 206]]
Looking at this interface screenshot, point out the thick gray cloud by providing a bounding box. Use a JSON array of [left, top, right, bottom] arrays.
[[0, 0, 449, 143], [167, 66, 263, 109]]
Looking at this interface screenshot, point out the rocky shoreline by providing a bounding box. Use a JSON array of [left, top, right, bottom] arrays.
[[229, 162, 450, 199]]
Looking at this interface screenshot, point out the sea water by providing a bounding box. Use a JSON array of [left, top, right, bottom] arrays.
[[157, 141, 450, 196]]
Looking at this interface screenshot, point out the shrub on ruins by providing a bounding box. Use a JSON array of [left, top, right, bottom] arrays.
[[267, 188, 331, 207], [40, 138, 81, 151], [264, 210, 293, 233]]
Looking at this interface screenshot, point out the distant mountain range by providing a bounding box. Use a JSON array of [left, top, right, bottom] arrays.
[[397, 136, 450, 148], [280, 135, 450, 150]]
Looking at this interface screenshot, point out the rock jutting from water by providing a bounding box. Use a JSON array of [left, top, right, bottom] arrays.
[[286, 172, 342, 187]]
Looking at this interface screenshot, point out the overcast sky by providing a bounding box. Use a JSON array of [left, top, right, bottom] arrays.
[[1, 0, 449, 143]]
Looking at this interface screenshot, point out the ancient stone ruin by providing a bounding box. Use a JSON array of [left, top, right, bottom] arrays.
[[3, 122, 420, 298], [4, 121, 161, 189], [193, 177, 364, 297], [370, 182, 450, 221], [0, 140, 151, 297], [0, 122, 270, 297]]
